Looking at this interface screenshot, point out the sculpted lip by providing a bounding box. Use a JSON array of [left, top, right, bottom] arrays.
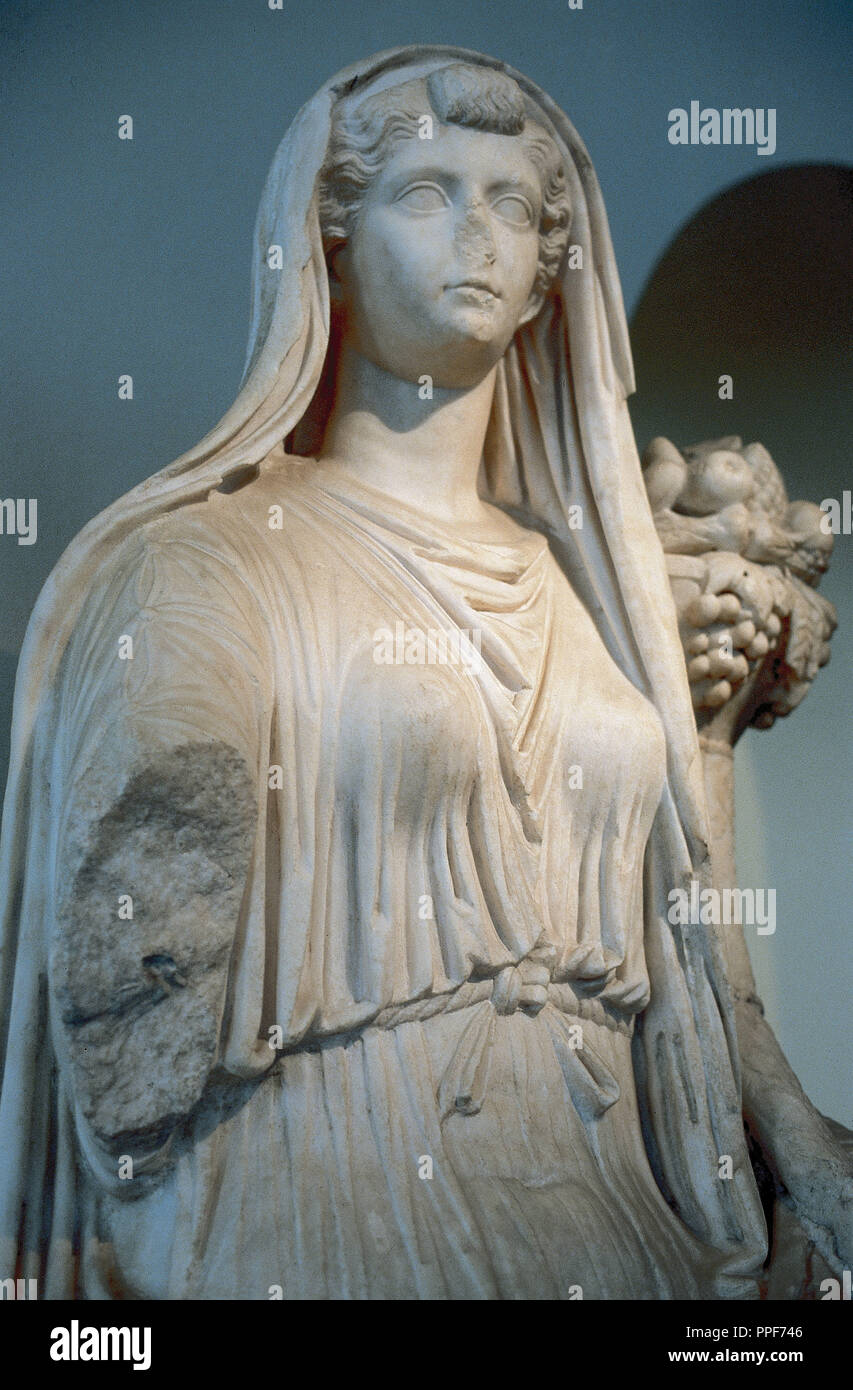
[[446, 279, 502, 297]]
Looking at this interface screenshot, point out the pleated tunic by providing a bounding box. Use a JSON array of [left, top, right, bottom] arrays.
[[59, 461, 723, 1298]]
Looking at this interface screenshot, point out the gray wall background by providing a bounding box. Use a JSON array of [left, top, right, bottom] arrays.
[[1, 0, 850, 1120], [629, 165, 853, 1127]]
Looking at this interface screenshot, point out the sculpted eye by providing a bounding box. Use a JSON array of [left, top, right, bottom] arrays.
[[492, 194, 535, 226], [395, 183, 449, 213]]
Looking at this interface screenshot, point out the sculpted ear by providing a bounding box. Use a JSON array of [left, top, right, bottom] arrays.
[[326, 242, 349, 304]]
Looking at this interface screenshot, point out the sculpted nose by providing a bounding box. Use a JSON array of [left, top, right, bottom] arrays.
[[457, 199, 496, 265]]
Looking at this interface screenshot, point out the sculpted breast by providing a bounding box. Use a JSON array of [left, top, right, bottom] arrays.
[[334, 633, 485, 817]]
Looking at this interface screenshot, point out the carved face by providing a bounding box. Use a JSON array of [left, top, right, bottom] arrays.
[[331, 123, 544, 390]]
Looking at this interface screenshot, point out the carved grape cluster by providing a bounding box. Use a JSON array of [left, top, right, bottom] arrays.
[[643, 437, 837, 729]]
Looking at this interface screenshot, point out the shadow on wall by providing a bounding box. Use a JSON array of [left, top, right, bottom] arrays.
[[628, 164, 853, 1125]]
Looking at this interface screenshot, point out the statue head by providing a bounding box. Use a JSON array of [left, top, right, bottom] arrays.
[[317, 63, 573, 389]]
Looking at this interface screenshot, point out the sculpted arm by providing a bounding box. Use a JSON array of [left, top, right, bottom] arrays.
[[49, 522, 270, 1179]]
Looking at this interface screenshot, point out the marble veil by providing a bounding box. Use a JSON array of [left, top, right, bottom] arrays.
[[0, 45, 767, 1294]]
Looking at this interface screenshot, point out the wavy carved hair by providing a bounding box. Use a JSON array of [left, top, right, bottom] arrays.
[[318, 63, 573, 300]]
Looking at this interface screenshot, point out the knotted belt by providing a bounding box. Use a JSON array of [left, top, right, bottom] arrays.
[[371, 946, 629, 1124]]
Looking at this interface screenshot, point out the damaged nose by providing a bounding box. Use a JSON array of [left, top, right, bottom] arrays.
[[458, 199, 496, 265]]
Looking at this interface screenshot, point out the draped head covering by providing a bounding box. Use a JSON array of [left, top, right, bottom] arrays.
[[0, 46, 766, 1296]]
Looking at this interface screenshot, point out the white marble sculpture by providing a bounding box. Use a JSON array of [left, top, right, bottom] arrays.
[[0, 45, 848, 1300], [643, 434, 850, 1294]]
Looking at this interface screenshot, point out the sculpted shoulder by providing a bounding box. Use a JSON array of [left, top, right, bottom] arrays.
[[56, 455, 352, 659], [223, 451, 335, 537], [58, 491, 268, 653]]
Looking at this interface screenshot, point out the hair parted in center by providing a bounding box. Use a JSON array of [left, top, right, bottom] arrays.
[[318, 63, 573, 300]]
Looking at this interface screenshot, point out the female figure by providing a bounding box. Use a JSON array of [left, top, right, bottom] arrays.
[[0, 47, 766, 1299]]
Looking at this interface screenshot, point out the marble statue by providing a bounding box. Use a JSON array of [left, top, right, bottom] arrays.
[[643, 435, 850, 1296], [0, 45, 848, 1300]]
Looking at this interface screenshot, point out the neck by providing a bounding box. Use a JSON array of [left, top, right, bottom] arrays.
[[317, 342, 497, 524]]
